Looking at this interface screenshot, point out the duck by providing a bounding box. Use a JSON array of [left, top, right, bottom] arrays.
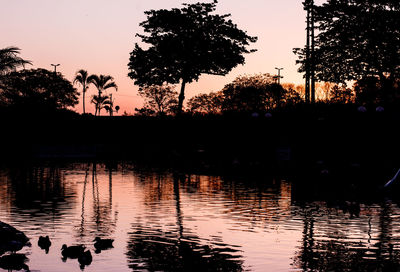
[[0, 253, 29, 271], [61, 244, 85, 259], [78, 250, 92, 269], [94, 237, 114, 251], [38, 236, 51, 253]]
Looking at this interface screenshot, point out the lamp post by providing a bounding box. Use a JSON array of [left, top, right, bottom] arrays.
[[275, 67, 284, 85], [51, 64, 60, 73]]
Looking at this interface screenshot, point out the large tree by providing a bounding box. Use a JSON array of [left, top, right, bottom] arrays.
[[295, 0, 400, 87], [0, 46, 31, 76], [128, 0, 257, 113], [0, 68, 79, 111]]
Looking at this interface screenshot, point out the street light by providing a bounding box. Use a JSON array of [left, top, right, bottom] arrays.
[[51, 64, 60, 73], [275, 67, 284, 85]]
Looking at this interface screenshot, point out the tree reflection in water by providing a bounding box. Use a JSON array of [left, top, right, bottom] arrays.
[[293, 200, 400, 272], [76, 162, 117, 239], [126, 172, 245, 272], [0, 163, 75, 219]]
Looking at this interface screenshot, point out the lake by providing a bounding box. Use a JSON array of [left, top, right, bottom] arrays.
[[0, 161, 399, 271]]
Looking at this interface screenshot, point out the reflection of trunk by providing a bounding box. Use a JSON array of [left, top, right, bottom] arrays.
[[173, 173, 184, 239], [92, 163, 100, 226], [108, 165, 112, 209], [177, 79, 186, 114], [300, 211, 315, 271], [79, 165, 90, 235], [377, 201, 393, 262]]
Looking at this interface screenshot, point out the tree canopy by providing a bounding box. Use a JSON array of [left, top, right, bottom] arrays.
[[295, 0, 400, 84], [0, 68, 79, 111], [221, 74, 292, 113], [0, 46, 31, 76], [128, 0, 257, 113], [135, 85, 178, 116]]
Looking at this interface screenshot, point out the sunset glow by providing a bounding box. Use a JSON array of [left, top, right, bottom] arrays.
[[0, 0, 320, 114]]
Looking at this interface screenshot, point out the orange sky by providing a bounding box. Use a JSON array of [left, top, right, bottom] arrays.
[[1, 0, 326, 115]]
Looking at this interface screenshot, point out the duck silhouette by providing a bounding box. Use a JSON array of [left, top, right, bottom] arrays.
[[0, 253, 29, 271], [38, 236, 51, 253], [94, 237, 114, 253], [78, 250, 92, 269], [61, 244, 85, 260]]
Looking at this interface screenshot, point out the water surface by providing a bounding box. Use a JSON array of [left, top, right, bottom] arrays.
[[0, 162, 399, 271]]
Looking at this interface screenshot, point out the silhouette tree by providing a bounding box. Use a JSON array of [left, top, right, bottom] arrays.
[[294, 1, 400, 91], [0, 68, 78, 111], [73, 69, 91, 114], [135, 85, 178, 116], [187, 91, 223, 115], [0, 46, 31, 76], [128, 0, 257, 114], [221, 74, 289, 113], [90, 95, 111, 115], [87, 74, 117, 116]]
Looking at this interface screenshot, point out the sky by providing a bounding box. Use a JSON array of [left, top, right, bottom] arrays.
[[0, 0, 325, 115]]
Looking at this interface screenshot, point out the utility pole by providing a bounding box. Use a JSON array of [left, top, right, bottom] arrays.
[[275, 67, 284, 85], [310, 1, 316, 103], [304, 0, 315, 103], [51, 64, 60, 73]]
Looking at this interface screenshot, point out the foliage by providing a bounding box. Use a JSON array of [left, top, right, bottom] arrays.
[[186, 91, 223, 114], [0, 47, 31, 76], [135, 85, 178, 116], [73, 69, 91, 114], [354, 76, 400, 105], [294, 0, 400, 85], [221, 74, 291, 112], [128, 0, 257, 113], [91, 95, 112, 115], [330, 85, 355, 104], [0, 68, 79, 110], [87, 74, 117, 115]]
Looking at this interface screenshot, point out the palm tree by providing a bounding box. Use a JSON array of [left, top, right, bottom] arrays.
[[87, 74, 118, 116], [73, 69, 91, 114], [90, 95, 112, 116], [0, 46, 31, 75]]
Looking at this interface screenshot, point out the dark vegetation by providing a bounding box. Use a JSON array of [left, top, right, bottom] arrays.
[[1, 1, 400, 184]]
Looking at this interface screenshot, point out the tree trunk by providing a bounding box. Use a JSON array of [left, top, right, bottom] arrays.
[[177, 79, 186, 114], [83, 89, 86, 114]]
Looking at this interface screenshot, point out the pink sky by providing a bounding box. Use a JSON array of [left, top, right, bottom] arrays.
[[1, 0, 325, 115]]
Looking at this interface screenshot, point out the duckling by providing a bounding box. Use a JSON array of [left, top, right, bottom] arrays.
[[78, 250, 92, 269], [94, 237, 114, 251], [0, 253, 29, 271], [61, 244, 85, 259], [38, 236, 51, 253]]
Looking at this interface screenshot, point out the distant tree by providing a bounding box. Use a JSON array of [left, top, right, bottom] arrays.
[[0, 68, 78, 111], [330, 85, 355, 104], [73, 69, 91, 114], [128, 0, 257, 114], [90, 94, 111, 115], [283, 86, 302, 106], [87, 74, 117, 116], [135, 85, 178, 116], [221, 74, 289, 112], [0, 46, 31, 76], [294, 0, 400, 98], [187, 91, 223, 115], [115, 105, 120, 114]]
